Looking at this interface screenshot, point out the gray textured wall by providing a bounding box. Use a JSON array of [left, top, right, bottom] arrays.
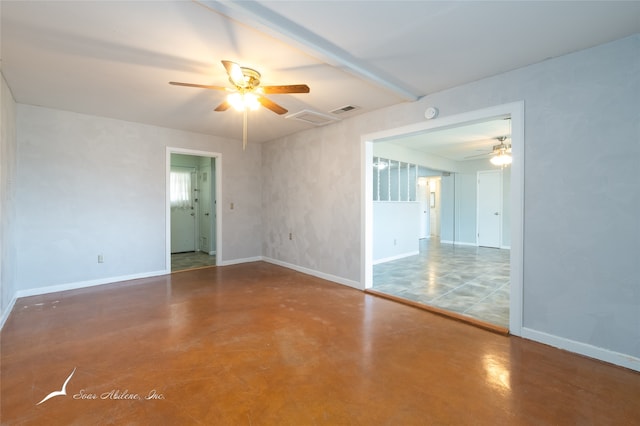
[[262, 35, 640, 359], [14, 105, 262, 291]]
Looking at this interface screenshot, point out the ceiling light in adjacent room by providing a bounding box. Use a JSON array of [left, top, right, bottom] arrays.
[[490, 152, 512, 166], [374, 161, 388, 170]]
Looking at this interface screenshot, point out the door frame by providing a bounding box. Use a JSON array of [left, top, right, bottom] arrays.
[[361, 101, 524, 336], [166, 147, 222, 271]]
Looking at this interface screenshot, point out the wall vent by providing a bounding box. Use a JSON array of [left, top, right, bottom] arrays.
[[286, 109, 339, 126], [330, 105, 360, 115]]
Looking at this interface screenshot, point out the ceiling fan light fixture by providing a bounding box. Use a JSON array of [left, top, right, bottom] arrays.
[[228, 92, 260, 112], [490, 153, 512, 166]]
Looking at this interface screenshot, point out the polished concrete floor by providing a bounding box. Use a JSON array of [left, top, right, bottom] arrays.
[[2, 263, 639, 424], [373, 238, 510, 328], [171, 251, 216, 272]]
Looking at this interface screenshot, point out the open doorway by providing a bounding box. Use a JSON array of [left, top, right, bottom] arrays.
[[167, 148, 221, 273], [372, 159, 511, 329], [362, 102, 524, 335]]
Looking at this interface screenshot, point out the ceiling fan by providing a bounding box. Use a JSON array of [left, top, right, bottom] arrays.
[[466, 136, 513, 166], [169, 60, 310, 149]]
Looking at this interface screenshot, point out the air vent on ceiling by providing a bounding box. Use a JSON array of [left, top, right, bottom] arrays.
[[330, 105, 360, 115], [286, 109, 339, 126]]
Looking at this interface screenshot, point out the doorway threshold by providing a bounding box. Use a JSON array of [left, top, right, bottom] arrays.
[[171, 265, 216, 274], [364, 289, 509, 336]]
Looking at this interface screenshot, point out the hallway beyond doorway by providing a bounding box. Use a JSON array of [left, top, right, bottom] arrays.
[[373, 238, 510, 328], [171, 251, 216, 272]]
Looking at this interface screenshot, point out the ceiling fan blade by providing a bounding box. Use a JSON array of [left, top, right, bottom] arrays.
[[214, 101, 231, 112], [258, 97, 288, 115], [261, 84, 310, 94], [169, 81, 226, 90], [221, 60, 246, 88], [465, 152, 492, 159]]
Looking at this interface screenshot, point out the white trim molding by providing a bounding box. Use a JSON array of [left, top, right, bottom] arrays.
[[263, 257, 362, 290], [14, 270, 168, 300], [0, 294, 18, 330], [439, 240, 477, 247], [217, 256, 263, 266], [166, 147, 222, 268], [522, 327, 640, 373]]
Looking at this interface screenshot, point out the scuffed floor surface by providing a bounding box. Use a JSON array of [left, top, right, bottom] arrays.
[[1, 262, 639, 425]]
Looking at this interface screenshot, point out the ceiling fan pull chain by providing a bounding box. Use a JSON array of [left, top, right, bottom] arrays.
[[243, 109, 248, 151]]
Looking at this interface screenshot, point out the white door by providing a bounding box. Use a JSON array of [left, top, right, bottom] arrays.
[[171, 167, 197, 253], [417, 178, 430, 238], [430, 178, 440, 238], [477, 170, 502, 248]]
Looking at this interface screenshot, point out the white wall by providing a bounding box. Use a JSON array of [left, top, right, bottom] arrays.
[[262, 35, 640, 364], [373, 202, 420, 263], [453, 173, 477, 244], [1, 72, 18, 326], [375, 143, 510, 246], [14, 105, 262, 293]]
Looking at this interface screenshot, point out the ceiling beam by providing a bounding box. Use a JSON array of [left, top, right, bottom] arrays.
[[198, 0, 421, 102]]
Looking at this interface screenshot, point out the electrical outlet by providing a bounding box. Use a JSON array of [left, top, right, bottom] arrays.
[[230, 202, 234, 210], [289, 232, 293, 240], [98, 254, 104, 263]]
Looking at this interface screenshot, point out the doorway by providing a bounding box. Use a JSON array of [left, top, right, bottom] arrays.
[[166, 148, 222, 273], [372, 159, 511, 328], [362, 102, 524, 335]]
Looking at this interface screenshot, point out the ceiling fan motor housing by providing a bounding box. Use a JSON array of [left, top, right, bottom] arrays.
[[235, 67, 261, 89]]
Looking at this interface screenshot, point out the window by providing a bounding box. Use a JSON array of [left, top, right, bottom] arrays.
[[170, 170, 192, 209], [373, 157, 418, 201]]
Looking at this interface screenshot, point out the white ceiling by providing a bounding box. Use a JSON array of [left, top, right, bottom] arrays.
[[384, 117, 512, 162], [2, 1, 639, 153]]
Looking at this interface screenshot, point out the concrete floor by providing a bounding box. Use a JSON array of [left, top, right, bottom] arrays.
[[2, 263, 639, 424]]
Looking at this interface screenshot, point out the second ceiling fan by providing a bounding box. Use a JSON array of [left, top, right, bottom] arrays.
[[170, 60, 310, 149]]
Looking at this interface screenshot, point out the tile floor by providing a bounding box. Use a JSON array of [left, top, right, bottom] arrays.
[[171, 251, 216, 272], [373, 238, 510, 328]]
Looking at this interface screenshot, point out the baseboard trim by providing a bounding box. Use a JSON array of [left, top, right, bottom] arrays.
[[440, 240, 477, 247], [14, 269, 169, 300], [373, 251, 419, 265], [521, 327, 640, 372], [0, 294, 18, 331], [217, 256, 263, 266], [262, 257, 362, 290]]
